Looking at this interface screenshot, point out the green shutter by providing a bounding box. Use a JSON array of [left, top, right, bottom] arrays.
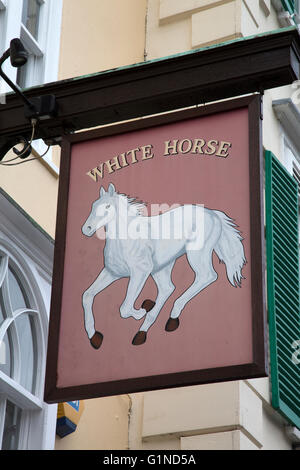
[[281, 0, 296, 15], [265, 150, 300, 430]]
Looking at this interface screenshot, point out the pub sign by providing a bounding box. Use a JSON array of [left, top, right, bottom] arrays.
[[44, 95, 267, 403]]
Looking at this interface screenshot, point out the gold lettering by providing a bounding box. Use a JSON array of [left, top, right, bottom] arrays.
[[204, 140, 219, 155], [215, 141, 232, 158], [105, 156, 121, 174], [164, 140, 178, 156], [178, 139, 192, 154], [127, 148, 140, 164], [191, 139, 206, 154], [86, 163, 104, 182], [119, 153, 129, 167], [141, 144, 154, 160]]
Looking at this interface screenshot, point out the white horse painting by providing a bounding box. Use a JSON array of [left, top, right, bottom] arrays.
[[82, 183, 246, 349]]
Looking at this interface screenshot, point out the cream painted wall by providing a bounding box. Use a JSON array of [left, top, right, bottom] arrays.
[[146, 0, 279, 60], [55, 396, 130, 450], [0, 155, 59, 238], [144, 0, 288, 164], [58, 0, 147, 80]]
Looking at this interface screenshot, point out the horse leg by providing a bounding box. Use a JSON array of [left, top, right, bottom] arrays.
[[119, 266, 153, 322], [82, 267, 120, 349], [166, 249, 218, 332], [133, 262, 175, 343]]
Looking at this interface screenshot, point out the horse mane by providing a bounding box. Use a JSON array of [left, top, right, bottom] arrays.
[[117, 192, 147, 216]]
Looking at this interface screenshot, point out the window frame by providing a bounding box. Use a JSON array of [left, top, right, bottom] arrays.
[[0, 189, 56, 450], [22, 0, 44, 41], [283, 138, 300, 248], [265, 149, 300, 431], [0, 0, 62, 175], [269, 97, 300, 431], [281, 0, 297, 15], [0, 243, 46, 450], [17, 0, 45, 89], [272, 98, 300, 248], [0, 247, 46, 400]]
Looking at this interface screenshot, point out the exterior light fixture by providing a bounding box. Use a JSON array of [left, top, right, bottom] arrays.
[[9, 37, 28, 67], [0, 38, 58, 121], [0, 39, 34, 112], [0, 38, 58, 160]]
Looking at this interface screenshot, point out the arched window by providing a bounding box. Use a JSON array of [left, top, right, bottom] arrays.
[[0, 240, 52, 450], [0, 255, 39, 392]]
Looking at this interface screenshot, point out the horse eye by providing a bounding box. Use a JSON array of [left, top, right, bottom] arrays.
[[106, 204, 110, 209]]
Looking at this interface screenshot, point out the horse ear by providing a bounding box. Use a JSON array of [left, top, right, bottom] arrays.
[[99, 186, 106, 198], [108, 183, 116, 196]]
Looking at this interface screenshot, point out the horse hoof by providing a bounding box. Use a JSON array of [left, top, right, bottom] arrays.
[[165, 318, 180, 332], [132, 331, 147, 346], [90, 331, 103, 349], [142, 299, 155, 312]]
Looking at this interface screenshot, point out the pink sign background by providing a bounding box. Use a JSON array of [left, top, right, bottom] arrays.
[[56, 107, 253, 389]]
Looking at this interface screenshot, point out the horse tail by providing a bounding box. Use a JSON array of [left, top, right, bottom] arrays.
[[213, 210, 246, 287]]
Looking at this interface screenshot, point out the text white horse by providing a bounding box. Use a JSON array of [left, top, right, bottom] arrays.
[[82, 183, 246, 349]]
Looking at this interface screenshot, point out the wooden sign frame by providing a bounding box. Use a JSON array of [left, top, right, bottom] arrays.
[[44, 94, 267, 403]]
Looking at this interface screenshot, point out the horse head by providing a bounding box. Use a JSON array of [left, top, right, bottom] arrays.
[[82, 183, 117, 237]]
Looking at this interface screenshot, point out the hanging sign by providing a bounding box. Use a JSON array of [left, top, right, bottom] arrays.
[[44, 95, 267, 403]]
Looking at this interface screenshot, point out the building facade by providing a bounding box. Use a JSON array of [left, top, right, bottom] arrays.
[[0, 0, 299, 450], [0, 0, 63, 449]]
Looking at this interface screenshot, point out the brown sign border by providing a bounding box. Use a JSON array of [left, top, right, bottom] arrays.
[[44, 94, 267, 403]]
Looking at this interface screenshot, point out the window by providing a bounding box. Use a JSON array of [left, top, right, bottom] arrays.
[[274, 0, 300, 25], [293, 160, 300, 201], [269, 98, 300, 431], [0, 0, 62, 173], [1, 401, 22, 450], [284, 142, 300, 248], [22, 0, 42, 40], [0, 189, 56, 449], [281, 0, 298, 15], [16, 0, 44, 89], [0, 249, 47, 449], [0, 0, 62, 89], [265, 150, 300, 431], [272, 98, 300, 192], [0, 256, 39, 395]]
